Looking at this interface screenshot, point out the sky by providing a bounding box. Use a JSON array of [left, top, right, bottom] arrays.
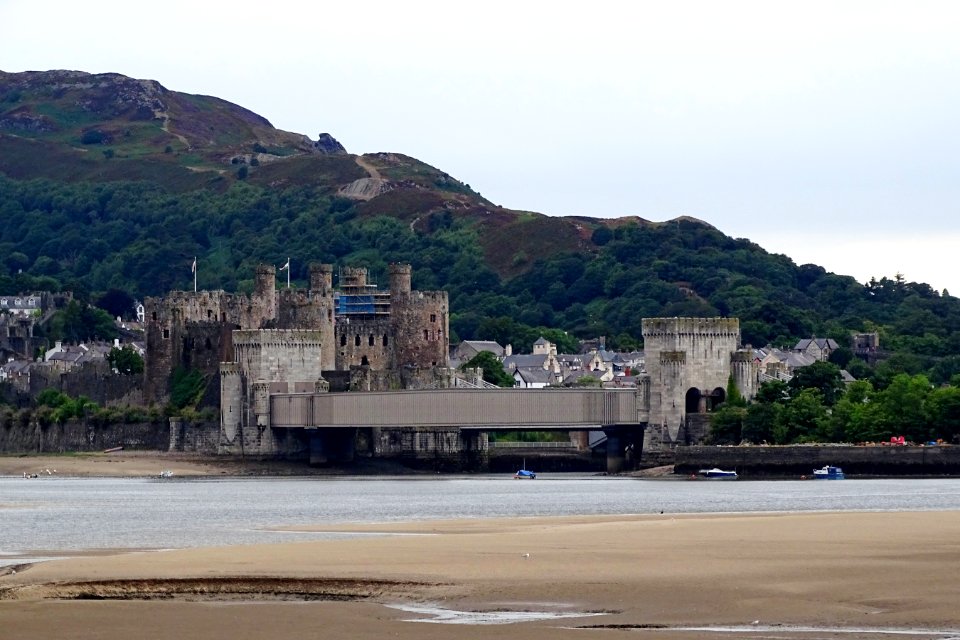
[[2, 1, 958, 293]]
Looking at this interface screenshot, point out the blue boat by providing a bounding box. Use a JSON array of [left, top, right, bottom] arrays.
[[514, 469, 536, 479], [813, 465, 845, 480]]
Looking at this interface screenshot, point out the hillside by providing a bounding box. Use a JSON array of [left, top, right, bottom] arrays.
[[2, 69, 959, 387]]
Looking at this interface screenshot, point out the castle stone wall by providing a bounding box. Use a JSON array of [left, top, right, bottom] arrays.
[[390, 291, 449, 369], [643, 317, 741, 446]]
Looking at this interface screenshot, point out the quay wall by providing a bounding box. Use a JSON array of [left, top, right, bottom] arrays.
[[674, 445, 960, 476], [0, 418, 171, 453]]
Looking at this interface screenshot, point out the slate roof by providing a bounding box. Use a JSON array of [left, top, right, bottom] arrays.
[[795, 338, 839, 351], [514, 368, 555, 385], [458, 340, 505, 356], [503, 354, 549, 370]]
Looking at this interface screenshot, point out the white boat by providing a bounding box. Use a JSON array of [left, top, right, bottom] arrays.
[[158, 469, 174, 479], [698, 468, 738, 479], [812, 465, 844, 480]]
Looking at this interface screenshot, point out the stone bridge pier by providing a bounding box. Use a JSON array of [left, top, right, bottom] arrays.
[[308, 428, 357, 465], [603, 424, 646, 474]]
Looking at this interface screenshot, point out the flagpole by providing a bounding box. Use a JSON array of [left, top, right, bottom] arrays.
[[193, 257, 197, 292], [287, 258, 291, 289]]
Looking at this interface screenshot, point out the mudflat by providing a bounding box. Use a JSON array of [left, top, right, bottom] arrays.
[[2, 510, 959, 639]]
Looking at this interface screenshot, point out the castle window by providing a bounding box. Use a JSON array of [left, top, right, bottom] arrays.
[[340, 334, 347, 347], [163, 328, 169, 339], [368, 334, 375, 346], [355, 334, 361, 347], [382, 334, 388, 347], [152, 312, 157, 321], [430, 313, 436, 323], [423, 329, 429, 341], [361, 356, 369, 366], [207, 310, 213, 319], [205, 338, 212, 350], [221, 312, 226, 322]]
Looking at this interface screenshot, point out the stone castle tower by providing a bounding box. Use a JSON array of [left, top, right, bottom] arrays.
[[144, 263, 446, 404], [333, 264, 448, 372], [642, 317, 756, 448]]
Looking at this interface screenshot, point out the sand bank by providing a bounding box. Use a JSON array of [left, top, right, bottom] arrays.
[[2, 510, 959, 639]]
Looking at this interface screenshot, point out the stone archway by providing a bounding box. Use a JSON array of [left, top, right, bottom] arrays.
[[709, 387, 726, 411], [685, 387, 702, 414]]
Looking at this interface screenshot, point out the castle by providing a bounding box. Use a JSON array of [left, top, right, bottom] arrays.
[[144, 263, 449, 407], [642, 317, 757, 449]]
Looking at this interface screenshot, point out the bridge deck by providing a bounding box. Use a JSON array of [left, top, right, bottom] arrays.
[[271, 388, 647, 429]]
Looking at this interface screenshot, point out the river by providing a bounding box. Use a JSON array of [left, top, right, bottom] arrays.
[[2, 475, 960, 566]]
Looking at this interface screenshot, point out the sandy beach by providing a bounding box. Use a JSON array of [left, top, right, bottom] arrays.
[[2, 504, 960, 639]]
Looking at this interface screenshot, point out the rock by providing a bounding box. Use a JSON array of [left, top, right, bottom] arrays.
[[314, 132, 346, 154]]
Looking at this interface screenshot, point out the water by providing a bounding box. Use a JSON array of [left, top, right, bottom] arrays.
[[2, 475, 960, 561]]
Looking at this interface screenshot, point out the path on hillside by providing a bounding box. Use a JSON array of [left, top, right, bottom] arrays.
[[354, 155, 382, 181]]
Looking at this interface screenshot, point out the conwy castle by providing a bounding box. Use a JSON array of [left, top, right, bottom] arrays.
[[142, 264, 758, 469]]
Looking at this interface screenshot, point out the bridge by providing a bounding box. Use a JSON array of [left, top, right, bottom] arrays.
[[268, 388, 649, 472]]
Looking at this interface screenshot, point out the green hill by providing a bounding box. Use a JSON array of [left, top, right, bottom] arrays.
[[2, 69, 959, 387]]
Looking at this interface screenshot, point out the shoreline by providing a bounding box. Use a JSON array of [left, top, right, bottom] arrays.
[[0, 451, 428, 478], [3, 510, 960, 639]]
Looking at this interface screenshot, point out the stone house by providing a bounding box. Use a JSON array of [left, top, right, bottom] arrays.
[[451, 340, 507, 367], [794, 337, 839, 362], [512, 367, 555, 389], [0, 358, 32, 392]]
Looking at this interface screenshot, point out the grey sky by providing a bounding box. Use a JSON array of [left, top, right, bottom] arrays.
[[2, 1, 957, 292]]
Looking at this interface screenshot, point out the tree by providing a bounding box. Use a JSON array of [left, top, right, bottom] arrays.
[[873, 374, 932, 442], [776, 388, 828, 443], [461, 351, 514, 388], [709, 405, 746, 444], [755, 379, 790, 404], [108, 346, 144, 375], [742, 402, 781, 443], [96, 288, 135, 319], [48, 300, 118, 343], [926, 386, 960, 443], [828, 346, 854, 368], [788, 361, 845, 406], [725, 375, 746, 407]]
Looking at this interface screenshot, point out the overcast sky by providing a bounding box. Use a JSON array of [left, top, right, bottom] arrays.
[[2, 1, 958, 293]]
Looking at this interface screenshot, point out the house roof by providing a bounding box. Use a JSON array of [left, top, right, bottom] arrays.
[[0, 295, 41, 311], [1, 359, 32, 374], [514, 367, 555, 384], [503, 354, 549, 370], [795, 338, 839, 351], [533, 337, 549, 346], [458, 340, 504, 355]]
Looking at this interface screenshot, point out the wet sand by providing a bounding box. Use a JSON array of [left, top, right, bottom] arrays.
[[2, 510, 959, 639]]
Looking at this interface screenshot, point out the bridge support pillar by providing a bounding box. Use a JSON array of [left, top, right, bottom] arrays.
[[603, 424, 646, 474], [308, 428, 357, 466]]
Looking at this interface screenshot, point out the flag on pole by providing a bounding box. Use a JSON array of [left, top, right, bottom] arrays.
[[191, 257, 197, 273], [279, 258, 290, 271]]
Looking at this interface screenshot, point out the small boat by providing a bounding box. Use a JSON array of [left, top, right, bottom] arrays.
[[698, 468, 738, 479], [813, 465, 844, 480], [158, 469, 174, 479], [514, 469, 536, 479]]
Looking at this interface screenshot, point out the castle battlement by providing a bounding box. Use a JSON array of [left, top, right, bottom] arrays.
[[233, 329, 325, 349], [642, 317, 740, 337]]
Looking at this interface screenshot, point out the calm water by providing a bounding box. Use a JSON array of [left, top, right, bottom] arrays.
[[2, 475, 960, 563]]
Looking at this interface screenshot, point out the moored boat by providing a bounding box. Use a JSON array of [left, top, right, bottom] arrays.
[[698, 468, 738, 479], [514, 469, 536, 479], [812, 465, 844, 480]]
